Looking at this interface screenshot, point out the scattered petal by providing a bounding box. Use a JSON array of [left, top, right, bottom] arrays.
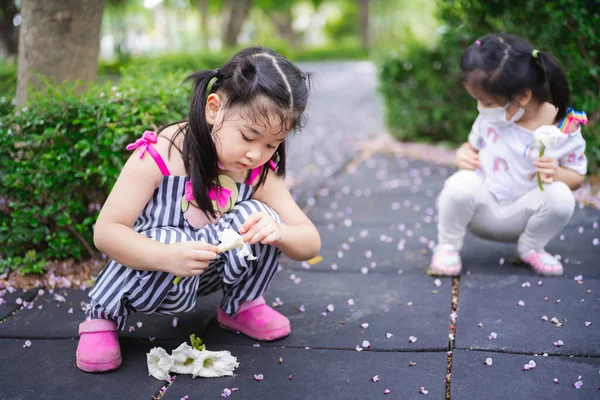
[[383, 389, 391, 395], [433, 279, 442, 287], [573, 380, 583, 389], [385, 333, 393, 338], [585, 321, 591, 327], [254, 374, 264, 382], [554, 378, 559, 384], [371, 375, 380, 382], [554, 340, 564, 347], [362, 340, 371, 348], [409, 361, 416, 367], [408, 336, 417, 343], [517, 300, 525, 307], [484, 358, 493, 366], [419, 387, 429, 395], [360, 323, 369, 329], [23, 340, 31, 348], [489, 332, 497, 340], [326, 304, 335, 312]]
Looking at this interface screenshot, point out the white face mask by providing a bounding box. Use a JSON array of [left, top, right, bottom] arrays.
[[478, 101, 525, 126]]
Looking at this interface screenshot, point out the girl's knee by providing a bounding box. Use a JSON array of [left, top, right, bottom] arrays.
[[439, 170, 483, 205], [542, 181, 575, 219], [233, 199, 282, 223]]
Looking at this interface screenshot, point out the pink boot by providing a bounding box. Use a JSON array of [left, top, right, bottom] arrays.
[[430, 244, 462, 276], [217, 296, 291, 341], [521, 250, 563, 276], [76, 319, 122, 373]]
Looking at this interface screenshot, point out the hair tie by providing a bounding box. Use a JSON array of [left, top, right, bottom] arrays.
[[475, 40, 481, 46], [214, 69, 219, 77], [532, 49, 539, 59]]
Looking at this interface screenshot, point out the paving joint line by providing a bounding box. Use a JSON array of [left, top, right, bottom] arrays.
[[446, 276, 460, 399]]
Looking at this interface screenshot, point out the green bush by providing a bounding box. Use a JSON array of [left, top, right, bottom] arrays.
[[0, 67, 190, 274], [378, 0, 600, 175]]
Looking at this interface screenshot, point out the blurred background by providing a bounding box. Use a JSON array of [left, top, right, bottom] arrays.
[[0, 0, 598, 275]]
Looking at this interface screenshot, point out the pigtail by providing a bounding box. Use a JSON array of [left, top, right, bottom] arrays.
[[536, 51, 570, 122], [183, 70, 221, 218]]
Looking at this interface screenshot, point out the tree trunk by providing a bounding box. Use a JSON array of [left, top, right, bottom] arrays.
[[16, 0, 105, 104], [0, 0, 19, 58], [357, 0, 369, 50], [222, 0, 253, 48], [197, 0, 209, 49], [270, 10, 300, 49]]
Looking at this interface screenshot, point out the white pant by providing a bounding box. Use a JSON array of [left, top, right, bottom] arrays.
[[437, 170, 575, 257]]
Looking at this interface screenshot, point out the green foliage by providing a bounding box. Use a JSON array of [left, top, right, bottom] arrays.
[[323, 0, 360, 41], [0, 63, 17, 109], [378, 0, 600, 175], [0, 67, 190, 274]]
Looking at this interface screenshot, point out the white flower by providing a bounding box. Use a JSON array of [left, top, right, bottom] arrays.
[[218, 229, 245, 252], [533, 125, 563, 150], [171, 343, 205, 375], [147, 347, 174, 381], [218, 229, 257, 260], [193, 350, 239, 378]]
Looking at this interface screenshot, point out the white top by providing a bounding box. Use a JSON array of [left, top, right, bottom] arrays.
[[468, 115, 588, 201]]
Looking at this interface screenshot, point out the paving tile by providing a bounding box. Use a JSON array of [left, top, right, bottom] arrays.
[[459, 206, 600, 279], [0, 288, 37, 320], [455, 274, 600, 356], [451, 349, 600, 399], [0, 288, 221, 340], [284, 224, 432, 274], [164, 345, 448, 400], [0, 338, 165, 400], [202, 270, 452, 351]]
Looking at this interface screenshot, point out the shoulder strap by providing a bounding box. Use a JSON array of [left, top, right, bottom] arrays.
[[125, 131, 171, 176], [245, 160, 278, 185], [558, 108, 588, 133]]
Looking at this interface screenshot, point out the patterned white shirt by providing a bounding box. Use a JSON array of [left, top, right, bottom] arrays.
[[468, 114, 587, 201]]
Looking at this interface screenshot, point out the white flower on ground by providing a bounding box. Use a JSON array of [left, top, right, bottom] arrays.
[[193, 350, 239, 378], [171, 343, 205, 375], [147, 347, 174, 381]]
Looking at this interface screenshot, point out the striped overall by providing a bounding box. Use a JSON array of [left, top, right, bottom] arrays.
[[86, 132, 282, 330]]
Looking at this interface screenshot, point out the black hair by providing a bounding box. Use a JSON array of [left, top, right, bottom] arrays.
[[460, 33, 570, 122], [160, 47, 311, 219]]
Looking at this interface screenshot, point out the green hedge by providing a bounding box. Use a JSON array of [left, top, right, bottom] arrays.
[[0, 67, 192, 274], [378, 0, 599, 175]]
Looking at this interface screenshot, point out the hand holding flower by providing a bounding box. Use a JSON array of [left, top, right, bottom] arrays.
[[240, 212, 283, 246], [533, 125, 563, 191], [533, 156, 559, 185]]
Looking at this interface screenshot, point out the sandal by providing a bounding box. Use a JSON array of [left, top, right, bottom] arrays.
[[217, 296, 291, 341], [521, 250, 563, 276], [76, 319, 122, 373], [430, 244, 462, 276]]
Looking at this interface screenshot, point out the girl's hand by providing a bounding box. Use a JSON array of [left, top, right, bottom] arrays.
[[533, 156, 559, 184], [240, 212, 283, 246], [164, 241, 219, 277], [456, 143, 480, 170]]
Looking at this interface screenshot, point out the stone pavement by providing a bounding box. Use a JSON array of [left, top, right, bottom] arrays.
[[1, 153, 599, 399]]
